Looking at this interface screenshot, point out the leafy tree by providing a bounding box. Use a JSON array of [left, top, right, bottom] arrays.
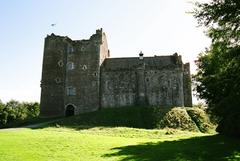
[[193, 0, 240, 136], [193, 0, 240, 45], [0, 100, 40, 128], [0, 100, 7, 125], [24, 102, 40, 118]]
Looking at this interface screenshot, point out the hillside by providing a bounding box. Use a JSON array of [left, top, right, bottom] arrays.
[[0, 106, 239, 161], [46, 106, 215, 133]]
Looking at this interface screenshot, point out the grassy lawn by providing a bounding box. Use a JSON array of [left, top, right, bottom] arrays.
[[0, 126, 240, 161]]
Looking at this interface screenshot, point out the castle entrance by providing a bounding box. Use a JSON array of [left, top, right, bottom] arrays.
[[65, 105, 75, 117]]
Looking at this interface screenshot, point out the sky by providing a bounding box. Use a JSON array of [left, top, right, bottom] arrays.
[[0, 0, 211, 103]]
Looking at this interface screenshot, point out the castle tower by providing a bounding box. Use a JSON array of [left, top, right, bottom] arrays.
[[64, 29, 109, 115], [40, 34, 67, 117], [40, 29, 109, 117]]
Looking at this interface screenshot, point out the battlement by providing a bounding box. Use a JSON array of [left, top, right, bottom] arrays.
[[102, 53, 183, 71], [46, 29, 104, 44]]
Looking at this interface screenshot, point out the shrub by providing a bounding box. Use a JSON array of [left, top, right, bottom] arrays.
[[187, 108, 214, 133], [158, 107, 199, 132]]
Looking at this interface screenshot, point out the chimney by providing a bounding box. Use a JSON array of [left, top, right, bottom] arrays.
[[139, 51, 144, 60]]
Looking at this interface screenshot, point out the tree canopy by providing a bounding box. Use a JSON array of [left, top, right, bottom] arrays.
[[193, 0, 240, 136], [193, 0, 240, 45]]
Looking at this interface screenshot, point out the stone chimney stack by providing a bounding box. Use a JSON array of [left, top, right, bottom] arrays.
[[139, 51, 144, 60]]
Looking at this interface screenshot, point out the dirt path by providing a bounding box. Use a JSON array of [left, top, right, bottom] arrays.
[[0, 118, 63, 131]]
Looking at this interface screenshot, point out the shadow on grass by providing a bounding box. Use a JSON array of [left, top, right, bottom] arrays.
[[30, 123, 95, 131], [103, 134, 240, 161]]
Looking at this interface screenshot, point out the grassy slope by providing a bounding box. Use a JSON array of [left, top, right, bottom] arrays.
[[0, 126, 240, 161], [48, 106, 215, 133], [0, 107, 239, 161]]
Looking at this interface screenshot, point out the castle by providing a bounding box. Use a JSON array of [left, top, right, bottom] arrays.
[[40, 29, 192, 117]]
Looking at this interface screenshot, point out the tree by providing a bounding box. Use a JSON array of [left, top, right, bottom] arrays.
[[193, 0, 240, 136], [24, 102, 40, 118], [0, 100, 40, 127], [193, 0, 240, 45]]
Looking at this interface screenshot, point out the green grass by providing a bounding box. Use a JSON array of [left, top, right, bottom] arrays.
[[0, 116, 61, 129], [45, 106, 215, 133], [0, 126, 240, 161], [0, 107, 238, 161], [1, 106, 215, 133]]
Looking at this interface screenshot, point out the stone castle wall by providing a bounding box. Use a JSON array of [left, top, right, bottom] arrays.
[[100, 55, 186, 108], [40, 29, 192, 117]]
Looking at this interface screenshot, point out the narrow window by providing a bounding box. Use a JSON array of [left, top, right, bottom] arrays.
[[67, 87, 76, 96], [82, 65, 87, 70], [67, 62, 74, 70], [58, 60, 63, 67], [67, 45, 74, 54], [80, 46, 85, 51], [55, 77, 61, 83]]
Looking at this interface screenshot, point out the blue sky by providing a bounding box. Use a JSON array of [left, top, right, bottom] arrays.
[[0, 0, 210, 103]]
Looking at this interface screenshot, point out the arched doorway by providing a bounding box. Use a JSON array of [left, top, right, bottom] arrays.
[[65, 105, 75, 117]]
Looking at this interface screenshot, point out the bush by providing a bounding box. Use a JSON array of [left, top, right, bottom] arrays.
[[0, 100, 40, 128], [187, 108, 214, 133], [159, 107, 199, 132]]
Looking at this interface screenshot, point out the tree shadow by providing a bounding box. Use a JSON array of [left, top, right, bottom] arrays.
[[103, 134, 240, 161]]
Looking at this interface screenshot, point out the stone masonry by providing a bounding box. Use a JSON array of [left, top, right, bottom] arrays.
[[40, 29, 192, 117]]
